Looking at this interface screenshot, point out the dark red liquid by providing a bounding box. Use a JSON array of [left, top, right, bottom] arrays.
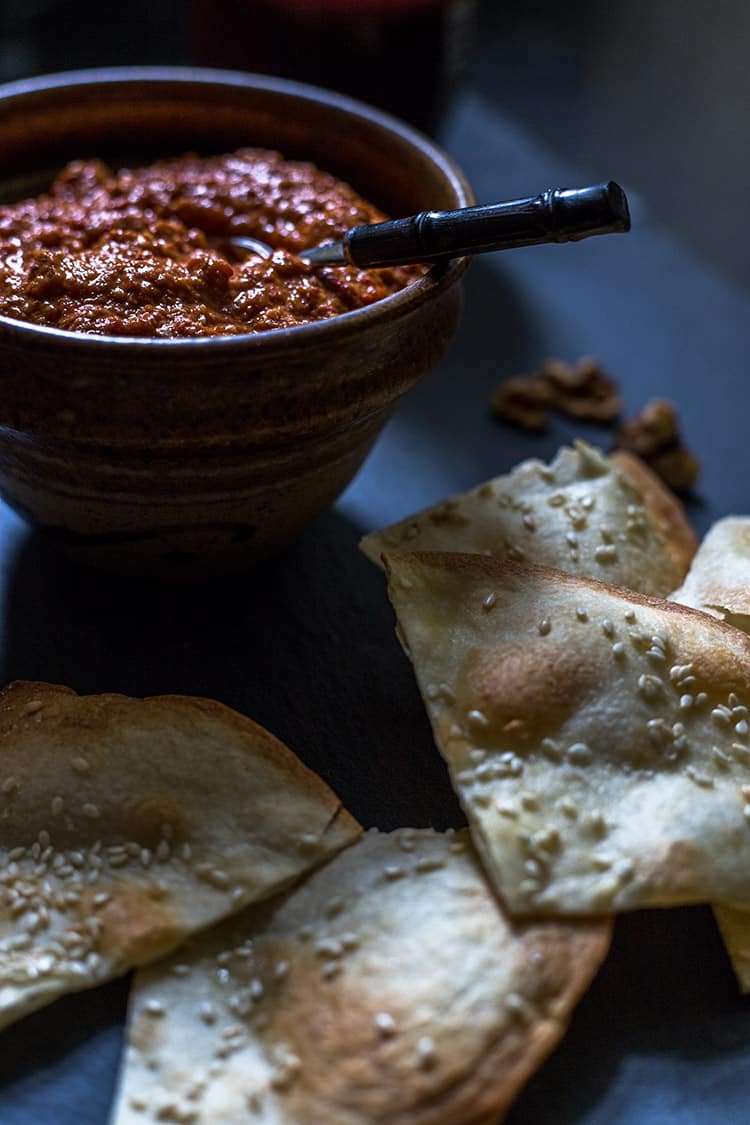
[[189, 0, 476, 135]]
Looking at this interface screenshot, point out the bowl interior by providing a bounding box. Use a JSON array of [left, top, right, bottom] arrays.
[[0, 68, 472, 220]]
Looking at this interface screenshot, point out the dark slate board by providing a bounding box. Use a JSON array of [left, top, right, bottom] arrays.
[[2, 93, 750, 1123]]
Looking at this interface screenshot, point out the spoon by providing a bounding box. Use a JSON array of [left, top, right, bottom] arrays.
[[219, 181, 630, 268]]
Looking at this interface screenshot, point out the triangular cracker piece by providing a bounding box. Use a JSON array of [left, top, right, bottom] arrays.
[[362, 442, 696, 597], [669, 519, 750, 989], [670, 516, 750, 628], [713, 902, 750, 990], [386, 552, 750, 915], [0, 681, 358, 1030], [111, 829, 610, 1125]]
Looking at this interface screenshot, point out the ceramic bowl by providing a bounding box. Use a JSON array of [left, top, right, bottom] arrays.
[[0, 67, 472, 579]]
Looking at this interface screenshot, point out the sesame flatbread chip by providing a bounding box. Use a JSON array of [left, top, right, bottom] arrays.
[[669, 519, 750, 990], [385, 551, 750, 915], [670, 516, 750, 628], [111, 829, 610, 1125], [0, 681, 358, 1030], [362, 442, 696, 597]]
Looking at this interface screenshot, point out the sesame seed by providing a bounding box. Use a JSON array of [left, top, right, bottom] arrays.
[[171, 964, 190, 977], [199, 1002, 217, 1025], [601, 619, 615, 638], [538, 618, 551, 636], [384, 865, 405, 880], [595, 545, 618, 563], [415, 856, 445, 873], [686, 766, 714, 788], [321, 962, 340, 980], [275, 960, 289, 979], [680, 694, 694, 710], [637, 674, 663, 703], [737, 720, 749, 737], [576, 607, 589, 622], [496, 802, 518, 818], [1, 777, 19, 794], [540, 738, 562, 762], [733, 744, 750, 766], [624, 609, 636, 623], [730, 693, 741, 709], [612, 642, 626, 658], [374, 1012, 396, 1037], [557, 797, 578, 819], [467, 709, 489, 729], [416, 1036, 437, 1069], [482, 592, 497, 612], [82, 804, 100, 819], [567, 743, 593, 767], [144, 999, 165, 1018], [22, 700, 44, 716], [71, 757, 90, 774]]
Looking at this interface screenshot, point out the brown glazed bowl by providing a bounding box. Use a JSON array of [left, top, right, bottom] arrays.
[[0, 67, 472, 580]]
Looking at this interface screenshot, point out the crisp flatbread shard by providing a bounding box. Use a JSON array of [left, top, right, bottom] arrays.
[[385, 551, 750, 916], [361, 441, 696, 597], [112, 829, 611, 1125], [0, 681, 359, 1031], [712, 901, 750, 992], [670, 516, 750, 628], [668, 518, 750, 990]]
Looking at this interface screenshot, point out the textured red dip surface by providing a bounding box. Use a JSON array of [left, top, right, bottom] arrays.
[[0, 149, 422, 337]]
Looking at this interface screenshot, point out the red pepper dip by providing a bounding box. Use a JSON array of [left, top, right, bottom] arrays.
[[0, 149, 423, 337]]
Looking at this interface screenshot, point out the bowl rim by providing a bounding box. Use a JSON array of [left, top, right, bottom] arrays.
[[0, 65, 473, 354]]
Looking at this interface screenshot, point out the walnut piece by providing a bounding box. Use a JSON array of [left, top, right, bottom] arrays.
[[491, 356, 621, 431], [615, 399, 699, 493], [491, 375, 552, 431], [540, 356, 622, 423]]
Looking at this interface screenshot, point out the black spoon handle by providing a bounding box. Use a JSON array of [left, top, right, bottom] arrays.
[[325, 182, 630, 269]]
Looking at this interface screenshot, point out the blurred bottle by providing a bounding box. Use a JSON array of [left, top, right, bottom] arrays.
[[189, 0, 477, 135]]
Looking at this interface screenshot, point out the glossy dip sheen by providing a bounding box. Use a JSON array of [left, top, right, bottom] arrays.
[[0, 148, 421, 337]]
